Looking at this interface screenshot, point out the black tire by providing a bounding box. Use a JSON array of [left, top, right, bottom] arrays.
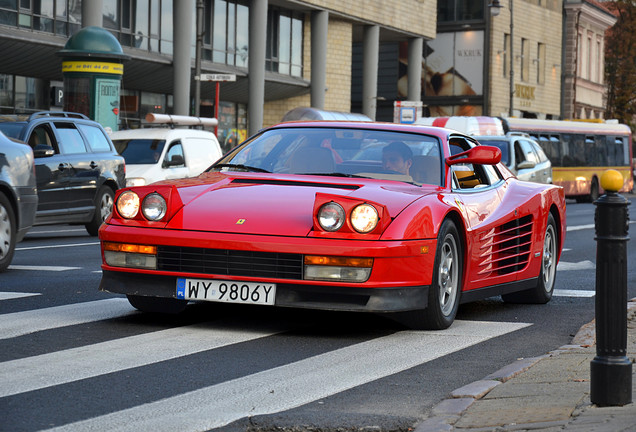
[[85, 186, 115, 236], [502, 213, 558, 304], [127, 295, 188, 314], [0, 193, 16, 272], [399, 219, 463, 330]]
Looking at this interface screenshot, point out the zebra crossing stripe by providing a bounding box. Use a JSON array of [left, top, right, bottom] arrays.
[[0, 324, 283, 398], [0, 298, 134, 340], [45, 320, 531, 432]]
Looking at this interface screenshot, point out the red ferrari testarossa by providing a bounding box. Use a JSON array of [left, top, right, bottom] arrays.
[[99, 121, 565, 329]]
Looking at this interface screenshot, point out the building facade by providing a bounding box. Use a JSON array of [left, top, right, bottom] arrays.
[[0, 0, 436, 149], [562, 0, 616, 120]]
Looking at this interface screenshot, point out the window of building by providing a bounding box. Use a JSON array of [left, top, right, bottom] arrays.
[[104, 0, 169, 54], [503, 33, 510, 78], [520, 38, 530, 82], [587, 31, 593, 80], [437, 0, 483, 22], [0, 0, 80, 35], [596, 36, 602, 84], [203, 0, 249, 68], [266, 8, 304, 78], [537, 43, 545, 84]]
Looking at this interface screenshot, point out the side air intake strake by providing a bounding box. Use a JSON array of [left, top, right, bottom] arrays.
[[477, 214, 533, 278]]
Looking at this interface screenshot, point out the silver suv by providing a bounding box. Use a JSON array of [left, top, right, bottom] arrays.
[[0, 132, 38, 271], [475, 133, 553, 184]]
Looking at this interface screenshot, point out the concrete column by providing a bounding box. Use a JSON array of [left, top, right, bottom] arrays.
[[248, 0, 267, 135], [173, 0, 194, 116], [82, 0, 103, 28], [362, 25, 379, 121], [407, 37, 423, 101], [311, 10, 328, 109]]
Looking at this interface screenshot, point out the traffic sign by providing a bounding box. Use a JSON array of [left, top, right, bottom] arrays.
[[198, 73, 236, 82]]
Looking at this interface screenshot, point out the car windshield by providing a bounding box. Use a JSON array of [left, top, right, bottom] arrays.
[[209, 127, 443, 185], [113, 139, 166, 164], [0, 123, 27, 140], [477, 139, 510, 166]]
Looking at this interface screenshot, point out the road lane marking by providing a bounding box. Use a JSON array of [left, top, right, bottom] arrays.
[[0, 298, 134, 340], [16, 242, 100, 251], [45, 320, 531, 432], [0, 292, 41, 300], [553, 289, 595, 298], [557, 260, 595, 271], [8, 265, 82, 271], [0, 324, 284, 398]]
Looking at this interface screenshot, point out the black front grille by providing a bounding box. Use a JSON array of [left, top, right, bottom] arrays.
[[157, 246, 303, 280]]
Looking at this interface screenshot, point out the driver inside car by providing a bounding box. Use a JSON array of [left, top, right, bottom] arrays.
[[382, 141, 413, 175]]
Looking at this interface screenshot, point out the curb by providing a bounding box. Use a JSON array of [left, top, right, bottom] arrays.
[[413, 299, 636, 432]]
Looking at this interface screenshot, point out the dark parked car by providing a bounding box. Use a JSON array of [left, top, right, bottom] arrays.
[[0, 112, 125, 236], [0, 131, 38, 271]]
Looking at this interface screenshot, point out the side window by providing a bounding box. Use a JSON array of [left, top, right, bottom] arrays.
[[163, 141, 185, 167], [450, 138, 496, 189], [77, 124, 112, 153], [518, 139, 539, 165], [27, 124, 56, 152], [53, 122, 88, 154], [530, 140, 548, 163]]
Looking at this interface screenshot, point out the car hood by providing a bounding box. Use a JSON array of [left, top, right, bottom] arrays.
[[164, 173, 431, 236]]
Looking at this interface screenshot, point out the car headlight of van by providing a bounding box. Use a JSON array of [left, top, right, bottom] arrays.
[[126, 177, 147, 187], [116, 191, 140, 218], [350, 204, 379, 233], [142, 193, 167, 221]]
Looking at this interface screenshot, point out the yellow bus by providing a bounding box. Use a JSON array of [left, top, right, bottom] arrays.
[[503, 118, 633, 202]]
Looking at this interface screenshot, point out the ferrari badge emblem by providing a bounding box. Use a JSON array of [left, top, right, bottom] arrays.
[[236, 219, 246, 225]]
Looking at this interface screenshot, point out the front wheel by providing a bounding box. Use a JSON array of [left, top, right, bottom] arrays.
[[0, 193, 16, 272], [398, 219, 463, 330], [85, 186, 114, 236], [127, 295, 188, 314], [502, 213, 558, 304]]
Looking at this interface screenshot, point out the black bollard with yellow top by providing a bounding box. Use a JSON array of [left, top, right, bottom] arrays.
[[590, 169, 632, 406]]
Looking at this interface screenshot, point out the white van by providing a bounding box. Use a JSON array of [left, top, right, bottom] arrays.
[[110, 116, 223, 187]]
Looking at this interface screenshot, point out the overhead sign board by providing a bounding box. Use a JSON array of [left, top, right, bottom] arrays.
[[198, 73, 237, 82]]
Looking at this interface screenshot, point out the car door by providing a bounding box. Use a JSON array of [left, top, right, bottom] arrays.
[[27, 122, 72, 215], [528, 139, 552, 184], [51, 121, 97, 215], [161, 140, 189, 180]]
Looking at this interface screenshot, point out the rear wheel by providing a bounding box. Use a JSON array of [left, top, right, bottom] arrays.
[[85, 186, 114, 236], [0, 193, 16, 272], [127, 295, 188, 314], [502, 213, 557, 304], [398, 219, 463, 330]]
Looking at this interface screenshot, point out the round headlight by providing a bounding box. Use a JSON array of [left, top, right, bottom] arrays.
[[350, 204, 379, 233], [116, 191, 140, 219], [318, 202, 345, 231], [142, 193, 167, 221]]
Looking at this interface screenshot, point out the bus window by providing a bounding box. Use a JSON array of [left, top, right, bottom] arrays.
[[539, 134, 561, 165]]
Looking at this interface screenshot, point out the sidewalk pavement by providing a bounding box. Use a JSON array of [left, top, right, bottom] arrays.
[[415, 298, 636, 432]]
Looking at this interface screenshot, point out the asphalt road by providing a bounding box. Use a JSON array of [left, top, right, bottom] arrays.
[[1, 195, 635, 432]]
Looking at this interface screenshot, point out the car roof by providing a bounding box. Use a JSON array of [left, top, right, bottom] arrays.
[[267, 120, 463, 139], [108, 127, 218, 140]]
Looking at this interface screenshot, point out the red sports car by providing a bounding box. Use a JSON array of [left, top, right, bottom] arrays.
[[99, 121, 566, 329]]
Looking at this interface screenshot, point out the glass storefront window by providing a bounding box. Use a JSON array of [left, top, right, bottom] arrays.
[[0, 74, 14, 112], [15, 76, 48, 112], [438, 0, 483, 22]]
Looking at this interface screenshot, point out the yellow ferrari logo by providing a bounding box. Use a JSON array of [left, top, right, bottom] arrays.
[[236, 219, 246, 225]]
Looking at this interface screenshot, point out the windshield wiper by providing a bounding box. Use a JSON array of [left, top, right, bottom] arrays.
[[211, 163, 271, 173], [298, 172, 371, 179]]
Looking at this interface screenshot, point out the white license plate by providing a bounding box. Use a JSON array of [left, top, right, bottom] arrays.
[[176, 278, 276, 305]]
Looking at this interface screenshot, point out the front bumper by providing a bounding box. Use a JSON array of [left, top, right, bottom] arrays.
[[100, 270, 429, 313]]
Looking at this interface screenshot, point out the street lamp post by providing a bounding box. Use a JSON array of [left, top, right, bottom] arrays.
[[489, 0, 514, 117]]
